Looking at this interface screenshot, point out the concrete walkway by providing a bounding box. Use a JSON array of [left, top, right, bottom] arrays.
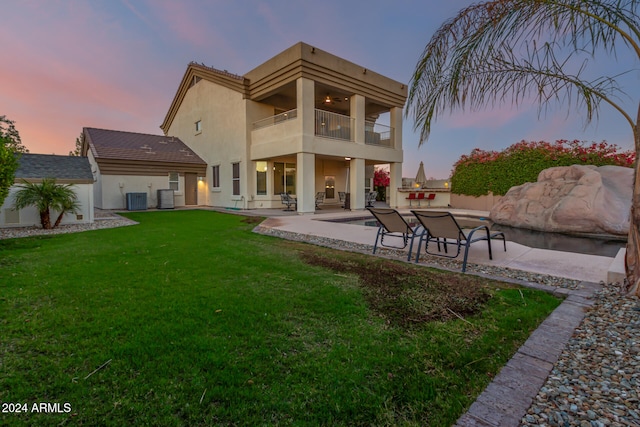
[[242, 204, 616, 426], [250, 205, 616, 283]]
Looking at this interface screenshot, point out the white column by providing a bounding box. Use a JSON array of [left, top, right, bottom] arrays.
[[350, 94, 365, 144], [295, 77, 316, 213], [390, 106, 403, 149], [349, 157, 365, 210], [297, 152, 316, 214], [297, 77, 315, 138], [389, 162, 403, 208]]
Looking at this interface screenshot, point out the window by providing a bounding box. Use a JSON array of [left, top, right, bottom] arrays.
[[273, 162, 296, 194], [212, 165, 220, 188], [232, 162, 240, 195], [256, 161, 267, 195], [169, 172, 179, 190], [195, 120, 202, 133]]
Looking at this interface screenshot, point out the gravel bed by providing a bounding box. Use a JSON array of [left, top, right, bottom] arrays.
[[521, 286, 640, 427], [0, 215, 137, 240]]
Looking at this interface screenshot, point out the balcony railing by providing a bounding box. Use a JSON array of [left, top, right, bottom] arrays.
[[315, 110, 353, 141], [252, 108, 393, 147], [365, 121, 393, 147], [252, 109, 297, 130]]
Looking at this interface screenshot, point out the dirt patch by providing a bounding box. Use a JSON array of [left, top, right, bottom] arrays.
[[300, 250, 492, 327], [241, 216, 265, 226]]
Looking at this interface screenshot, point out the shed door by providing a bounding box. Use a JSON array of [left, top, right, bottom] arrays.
[[185, 173, 197, 205]]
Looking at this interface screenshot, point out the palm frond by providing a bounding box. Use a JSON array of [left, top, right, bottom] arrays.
[[407, 0, 640, 145]]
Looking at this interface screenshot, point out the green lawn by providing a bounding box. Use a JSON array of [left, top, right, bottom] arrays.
[[0, 210, 560, 426]]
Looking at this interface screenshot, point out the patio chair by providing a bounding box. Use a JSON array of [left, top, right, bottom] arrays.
[[366, 191, 377, 207], [406, 192, 418, 207], [367, 207, 422, 256], [426, 193, 436, 207], [338, 191, 346, 208], [279, 193, 297, 211], [410, 210, 506, 272], [315, 192, 325, 209], [417, 192, 425, 205]]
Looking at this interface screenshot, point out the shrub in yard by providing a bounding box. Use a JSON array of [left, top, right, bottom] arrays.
[[451, 140, 635, 196], [13, 178, 80, 229], [373, 167, 390, 201]]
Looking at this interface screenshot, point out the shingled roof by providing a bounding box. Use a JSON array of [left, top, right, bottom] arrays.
[[83, 128, 206, 165], [15, 153, 94, 184]]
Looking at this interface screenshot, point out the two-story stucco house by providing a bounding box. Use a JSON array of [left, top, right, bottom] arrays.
[[160, 42, 407, 213]]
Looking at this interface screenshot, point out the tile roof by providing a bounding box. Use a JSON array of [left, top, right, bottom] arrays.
[[15, 153, 94, 182], [84, 128, 207, 165]]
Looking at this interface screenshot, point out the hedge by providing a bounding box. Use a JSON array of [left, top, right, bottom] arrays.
[[451, 140, 635, 197]]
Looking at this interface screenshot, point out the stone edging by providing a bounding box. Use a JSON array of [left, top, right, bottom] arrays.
[[455, 282, 602, 426]]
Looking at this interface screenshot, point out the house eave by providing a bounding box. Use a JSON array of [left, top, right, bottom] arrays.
[[94, 158, 207, 176]]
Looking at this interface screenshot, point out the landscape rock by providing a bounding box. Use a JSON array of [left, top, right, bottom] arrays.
[[490, 165, 632, 236]]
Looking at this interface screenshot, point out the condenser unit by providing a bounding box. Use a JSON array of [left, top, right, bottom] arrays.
[[126, 193, 147, 211], [157, 189, 175, 209]]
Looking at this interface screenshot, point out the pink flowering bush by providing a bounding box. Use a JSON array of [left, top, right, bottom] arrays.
[[373, 168, 390, 201], [451, 140, 635, 196]]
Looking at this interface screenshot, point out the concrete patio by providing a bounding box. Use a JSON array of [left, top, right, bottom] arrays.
[[246, 204, 622, 284]]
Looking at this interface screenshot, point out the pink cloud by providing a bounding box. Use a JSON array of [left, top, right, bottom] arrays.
[[1, 2, 174, 154]]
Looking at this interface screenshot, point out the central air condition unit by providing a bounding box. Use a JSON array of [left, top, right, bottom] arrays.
[[157, 189, 175, 209], [126, 192, 147, 211]]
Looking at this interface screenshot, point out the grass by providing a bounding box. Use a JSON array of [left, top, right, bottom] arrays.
[[0, 210, 561, 426]]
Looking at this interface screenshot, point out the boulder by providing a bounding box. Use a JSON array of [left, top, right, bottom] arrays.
[[489, 165, 632, 236]]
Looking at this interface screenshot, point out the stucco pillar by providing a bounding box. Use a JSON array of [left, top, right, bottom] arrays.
[[350, 94, 365, 144], [297, 152, 316, 214], [389, 162, 402, 208], [390, 106, 403, 149], [349, 157, 365, 210], [297, 77, 315, 139]]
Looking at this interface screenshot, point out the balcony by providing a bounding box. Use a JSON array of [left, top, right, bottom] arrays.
[[315, 110, 353, 141], [252, 109, 298, 130], [250, 109, 394, 149], [365, 121, 392, 147]]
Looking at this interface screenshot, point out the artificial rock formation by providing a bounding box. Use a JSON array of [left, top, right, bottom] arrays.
[[490, 165, 632, 236]]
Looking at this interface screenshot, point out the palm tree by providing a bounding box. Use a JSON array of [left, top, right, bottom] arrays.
[[406, 0, 640, 296], [13, 178, 80, 229]]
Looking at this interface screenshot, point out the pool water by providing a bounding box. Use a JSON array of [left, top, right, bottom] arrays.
[[328, 215, 625, 258]]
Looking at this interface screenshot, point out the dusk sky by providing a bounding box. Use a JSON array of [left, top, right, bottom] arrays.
[[2, 1, 638, 179]]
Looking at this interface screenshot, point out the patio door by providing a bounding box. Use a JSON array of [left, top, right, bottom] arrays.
[[185, 173, 197, 205], [273, 162, 296, 194], [324, 176, 335, 199]]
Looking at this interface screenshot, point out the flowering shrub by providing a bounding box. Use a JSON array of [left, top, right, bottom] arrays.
[[451, 140, 635, 196], [373, 168, 390, 201]]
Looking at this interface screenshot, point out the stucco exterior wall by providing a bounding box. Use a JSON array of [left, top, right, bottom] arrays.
[[449, 192, 501, 211], [1, 183, 94, 228], [98, 175, 186, 210], [167, 79, 252, 208]]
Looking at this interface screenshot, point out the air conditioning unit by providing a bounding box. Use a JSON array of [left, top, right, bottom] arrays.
[[126, 193, 147, 211], [157, 189, 175, 209]]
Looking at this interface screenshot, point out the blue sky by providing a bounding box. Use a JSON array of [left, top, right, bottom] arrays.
[[2, 0, 637, 179]]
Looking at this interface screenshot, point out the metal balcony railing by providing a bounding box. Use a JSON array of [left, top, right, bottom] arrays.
[[365, 121, 393, 147], [315, 110, 353, 141], [252, 109, 297, 130]]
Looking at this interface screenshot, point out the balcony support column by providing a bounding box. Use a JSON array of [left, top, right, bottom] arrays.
[[297, 77, 315, 139], [296, 152, 316, 214], [390, 107, 402, 149], [350, 94, 365, 145], [349, 157, 365, 210], [389, 162, 403, 208]]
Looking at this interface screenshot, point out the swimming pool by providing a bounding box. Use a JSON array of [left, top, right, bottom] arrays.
[[325, 215, 625, 257]]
